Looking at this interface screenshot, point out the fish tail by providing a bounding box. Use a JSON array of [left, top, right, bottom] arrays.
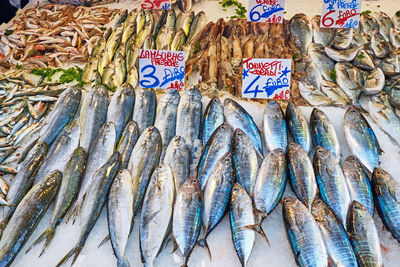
[[197, 237, 212, 260], [97, 234, 110, 248], [39, 228, 56, 257], [117, 255, 131, 267], [25, 226, 54, 255], [244, 223, 270, 247], [55, 245, 83, 267], [65, 199, 83, 224]]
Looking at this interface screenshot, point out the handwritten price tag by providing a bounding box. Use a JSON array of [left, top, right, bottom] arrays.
[[141, 0, 171, 9], [139, 49, 185, 90], [248, 0, 285, 23], [242, 58, 291, 100], [321, 0, 362, 28]]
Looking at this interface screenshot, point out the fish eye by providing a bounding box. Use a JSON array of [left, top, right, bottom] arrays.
[[284, 198, 291, 203], [317, 199, 323, 205]]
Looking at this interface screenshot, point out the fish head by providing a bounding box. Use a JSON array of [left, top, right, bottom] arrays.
[[230, 183, 247, 203]]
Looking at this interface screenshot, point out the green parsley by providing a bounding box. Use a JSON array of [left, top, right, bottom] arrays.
[[396, 11, 400, 18], [4, 30, 13, 36], [31, 66, 86, 87], [361, 10, 372, 16], [193, 41, 201, 55], [100, 27, 106, 31], [292, 53, 299, 59], [219, 0, 247, 19], [356, 52, 365, 59], [329, 68, 337, 83], [16, 64, 22, 69]]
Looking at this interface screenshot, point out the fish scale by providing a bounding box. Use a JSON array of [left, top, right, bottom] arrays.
[[263, 100, 287, 153]]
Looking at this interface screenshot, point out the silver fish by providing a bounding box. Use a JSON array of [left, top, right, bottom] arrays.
[[294, 55, 323, 90], [360, 14, 379, 36], [108, 169, 134, 267], [311, 15, 334, 46], [140, 164, 174, 267], [287, 142, 317, 209], [107, 84, 135, 143], [201, 97, 224, 147], [335, 62, 364, 103], [164, 136, 190, 194], [117, 121, 139, 170], [376, 11, 393, 42], [132, 89, 157, 135], [325, 45, 364, 62], [308, 43, 336, 81], [172, 177, 202, 267], [263, 100, 287, 152], [371, 32, 391, 59], [333, 28, 353, 50], [352, 50, 375, 71], [289, 13, 312, 54], [154, 89, 180, 161], [282, 196, 328, 267], [285, 102, 312, 154], [79, 85, 109, 151], [298, 81, 332, 106], [320, 79, 351, 106], [128, 126, 161, 213], [389, 27, 400, 49]]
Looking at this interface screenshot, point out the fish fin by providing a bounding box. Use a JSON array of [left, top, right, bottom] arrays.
[[256, 149, 264, 160], [55, 245, 83, 267], [244, 224, 270, 247], [117, 255, 131, 267], [197, 238, 212, 260], [17, 137, 38, 164], [25, 226, 54, 255], [381, 244, 390, 254], [171, 234, 179, 253], [39, 228, 56, 257], [98, 234, 111, 248], [65, 197, 84, 224]]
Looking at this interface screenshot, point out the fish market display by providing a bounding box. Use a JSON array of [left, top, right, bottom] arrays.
[[0, 3, 115, 70]]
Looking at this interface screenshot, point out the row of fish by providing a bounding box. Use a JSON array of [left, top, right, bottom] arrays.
[[81, 8, 206, 91], [290, 12, 400, 107]]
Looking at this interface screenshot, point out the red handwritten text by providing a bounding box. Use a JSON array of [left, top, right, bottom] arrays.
[[139, 50, 184, 67]]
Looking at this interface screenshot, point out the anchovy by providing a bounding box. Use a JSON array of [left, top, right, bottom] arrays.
[[132, 89, 156, 134], [229, 183, 256, 267], [197, 122, 233, 189], [56, 152, 120, 267], [223, 98, 262, 156], [287, 142, 317, 209], [128, 126, 161, 213], [311, 198, 357, 267], [26, 148, 87, 256], [263, 100, 287, 152], [347, 201, 383, 267], [199, 152, 234, 254], [79, 85, 109, 151], [342, 156, 374, 216], [286, 102, 312, 154], [0, 171, 61, 267], [343, 107, 381, 173], [314, 146, 351, 228], [117, 121, 139, 169], [201, 97, 224, 147], [0, 142, 48, 235], [372, 168, 400, 242], [154, 89, 180, 161], [140, 164, 175, 267], [39, 86, 81, 145], [310, 108, 340, 160], [34, 120, 80, 185], [107, 84, 135, 143], [108, 169, 134, 267], [282, 196, 328, 267], [232, 128, 258, 195], [68, 122, 116, 222], [173, 177, 202, 267], [164, 136, 190, 193]]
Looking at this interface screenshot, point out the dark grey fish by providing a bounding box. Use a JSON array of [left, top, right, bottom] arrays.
[[117, 121, 139, 170], [132, 89, 156, 134], [286, 102, 312, 154], [201, 97, 224, 147]]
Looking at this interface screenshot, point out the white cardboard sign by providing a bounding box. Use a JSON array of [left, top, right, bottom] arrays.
[[320, 0, 362, 28], [248, 0, 285, 23]]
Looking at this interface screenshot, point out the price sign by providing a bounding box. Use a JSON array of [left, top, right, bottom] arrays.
[[242, 58, 291, 100], [248, 0, 285, 23], [141, 0, 171, 9], [139, 49, 185, 90], [321, 0, 362, 28]]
